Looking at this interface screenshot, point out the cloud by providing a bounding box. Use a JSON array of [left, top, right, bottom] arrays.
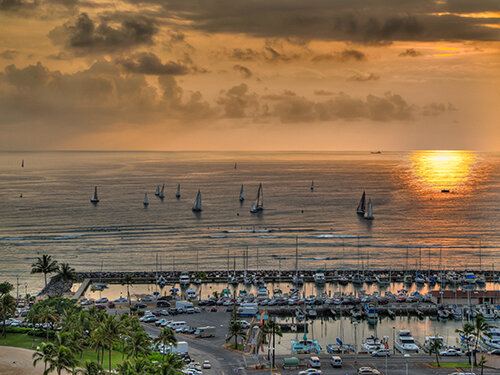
[[421, 102, 457, 116], [48, 13, 158, 53], [0, 49, 18, 59], [116, 53, 191, 75], [314, 89, 334, 96], [216, 83, 259, 118], [347, 72, 380, 82], [399, 48, 423, 57], [233, 64, 252, 78], [312, 49, 366, 63], [147, 0, 500, 43]]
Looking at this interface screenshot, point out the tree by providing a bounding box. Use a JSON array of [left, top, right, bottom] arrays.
[[90, 326, 108, 365], [121, 274, 134, 314], [0, 282, 13, 297], [125, 329, 152, 360], [101, 315, 124, 372], [479, 354, 487, 375], [456, 322, 475, 365], [428, 339, 443, 367], [31, 255, 59, 288], [226, 321, 246, 350], [472, 316, 490, 366], [76, 361, 105, 375], [32, 342, 57, 374], [261, 319, 282, 360], [154, 327, 177, 362], [26, 308, 41, 348], [0, 294, 16, 344], [45, 344, 78, 375], [38, 306, 58, 342], [53, 263, 77, 283]]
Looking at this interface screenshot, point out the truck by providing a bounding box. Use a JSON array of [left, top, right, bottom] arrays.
[[195, 326, 216, 338], [175, 300, 194, 313], [237, 302, 258, 317]]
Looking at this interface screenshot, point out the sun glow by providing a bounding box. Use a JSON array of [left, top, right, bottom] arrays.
[[409, 150, 478, 192]]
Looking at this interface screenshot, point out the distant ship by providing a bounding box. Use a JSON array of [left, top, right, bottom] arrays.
[[90, 186, 99, 203], [371, 151, 382, 154], [239, 184, 244, 202], [21, 159, 24, 168], [143, 192, 149, 207], [310, 180, 314, 191], [176, 184, 181, 198]]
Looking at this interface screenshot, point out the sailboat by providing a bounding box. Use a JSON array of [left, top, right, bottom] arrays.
[[192, 189, 202, 212], [310, 181, 314, 191], [234, 162, 237, 169], [364, 198, 374, 220], [159, 184, 165, 199], [155, 185, 160, 196], [143, 192, 149, 207], [21, 159, 24, 168], [250, 183, 263, 213], [356, 191, 366, 215], [176, 184, 181, 199], [292, 237, 304, 286], [90, 186, 99, 203], [239, 184, 244, 202]]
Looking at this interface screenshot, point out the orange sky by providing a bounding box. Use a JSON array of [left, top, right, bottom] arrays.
[[0, 0, 499, 150]]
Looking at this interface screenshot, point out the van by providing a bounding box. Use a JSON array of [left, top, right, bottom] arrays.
[[167, 321, 187, 330], [195, 326, 216, 338], [309, 356, 321, 368], [330, 356, 342, 368]]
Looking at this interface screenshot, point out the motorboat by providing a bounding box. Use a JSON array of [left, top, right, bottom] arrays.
[[257, 286, 269, 298], [376, 274, 390, 287], [479, 305, 498, 320], [424, 336, 445, 352], [307, 308, 317, 319], [291, 334, 321, 354], [179, 272, 190, 285], [463, 272, 477, 284], [352, 273, 364, 286], [481, 326, 500, 350], [314, 271, 326, 284], [365, 304, 378, 320], [395, 330, 419, 353], [415, 274, 426, 284], [361, 336, 385, 353]]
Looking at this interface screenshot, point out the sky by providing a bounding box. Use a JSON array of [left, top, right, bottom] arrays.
[[0, 0, 499, 151]]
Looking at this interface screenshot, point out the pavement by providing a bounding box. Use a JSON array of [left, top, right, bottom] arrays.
[[109, 305, 499, 375]]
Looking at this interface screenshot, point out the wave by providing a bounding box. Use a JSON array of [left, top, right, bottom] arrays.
[[316, 234, 368, 239], [0, 237, 25, 241], [209, 235, 227, 238], [225, 229, 272, 233], [258, 235, 279, 239], [54, 234, 85, 240]]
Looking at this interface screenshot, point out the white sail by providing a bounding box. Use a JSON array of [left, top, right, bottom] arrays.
[[90, 186, 99, 203], [143, 192, 149, 206], [364, 198, 374, 220], [250, 183, 263, 213], [155, 185, 160, 196], [159, 184, 165, 199], [192, 189, 202, 211], [176, 184, 181, 198], [239, 184, 244, 201]]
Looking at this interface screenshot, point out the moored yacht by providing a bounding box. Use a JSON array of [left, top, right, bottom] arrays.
[[463, 272, 477, 284], [481, 326, 500, 350], [179, 272, 190, 285], [395, 330, 419, 353], [314, 271, 326, 284], [291, 334, 321, 354], [361, 335, 385, 353]]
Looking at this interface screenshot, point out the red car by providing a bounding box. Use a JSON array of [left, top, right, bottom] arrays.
[[396, 296, 407, 302], [95, 304, 106, 310]]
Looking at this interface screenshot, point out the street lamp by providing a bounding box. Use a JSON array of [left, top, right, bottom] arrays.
[[353, 321, 359, 363], [404, 354, 410, 375], [392, 326, 396, 355]]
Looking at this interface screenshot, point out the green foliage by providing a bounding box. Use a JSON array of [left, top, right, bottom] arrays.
[[31, 297, 79, 316], [0, 282, 14, 296], [226, 321, 247, 351], [31, 254, 59, 287], [52, 263, 77, 283], [428, 339, 443, 367]]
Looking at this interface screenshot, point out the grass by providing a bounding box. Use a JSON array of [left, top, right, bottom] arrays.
[[430, 362, 473, 368], [0, 332, 125, 369]]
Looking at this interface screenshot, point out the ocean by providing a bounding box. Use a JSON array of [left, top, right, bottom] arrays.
[[0, 151, 498, 293]]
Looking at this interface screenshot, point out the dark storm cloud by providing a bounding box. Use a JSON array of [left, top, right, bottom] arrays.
[[312, 49, 366, 63], [143, 0, 500, 43], [216, 83, 259, 118], [233, 64, 252, 78], [48, 13, 158, 53], [116, 53, 190, 75], [399, 48, 422, 57], [347, 72, 380, 82]]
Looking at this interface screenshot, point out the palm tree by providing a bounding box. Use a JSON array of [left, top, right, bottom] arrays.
[[38, 306, 58, 342], [0, 294, 16, 344], [26, 308, 41, 348], [125, 329, 152, 360], [472, 316, 490, 366], [154, 327, 177, 362], [0, 281, 13, 296], [31, 254, 59, 288], [121, 274, 134, 314], [45, 344, 78, 375], [32, 342, 57, 374], [102, 315, 124, 372], [76, 361, 105, 375], [90, 326, 107, 365], [162, 352, 185, 370], [479, 354, 487, 375], [260, 319, 282, 360], [53, 263, 77, 283], [428, 339, 443, 367], [226, 321, 246, 350], [456, 322, 475, 365]]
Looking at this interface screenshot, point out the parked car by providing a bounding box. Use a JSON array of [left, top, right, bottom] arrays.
[[107, 302, 115, 308], [298, 369, 322, 375], [357, 367, 381, 375], [202, 360, 211, 369], [114, 297, 128, 303], [372, 349, 391, 357], [440, 348, 461, 356], [308, 356, 321, 368], [96, 297, 108, 303], [95, 304, 106, 310], [330, 356, 342, 368], [157, 301, 170, 307], [134, 303, 147, 309]]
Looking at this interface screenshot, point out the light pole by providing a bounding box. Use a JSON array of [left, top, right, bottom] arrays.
[[404, 354, 410, 375], [392, 326, 396, 355], [354, 321, 359, 363]]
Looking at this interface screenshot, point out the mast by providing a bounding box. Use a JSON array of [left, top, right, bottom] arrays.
[[295, 237, 299, 276], [176, 184, 181, 198], [143, 192, 149, 207], [21, 159, 24, 168]]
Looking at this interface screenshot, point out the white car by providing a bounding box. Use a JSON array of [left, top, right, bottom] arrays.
[[440, 348, 461, 356], [308, 356, 321, 368], [202, 360, 211, 369], [114, 297, 128, 303], [371, 349, 391, 357], [299, 369, 322, 375], [358, 367, 381, 375], [96, 297, 108, 303]]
